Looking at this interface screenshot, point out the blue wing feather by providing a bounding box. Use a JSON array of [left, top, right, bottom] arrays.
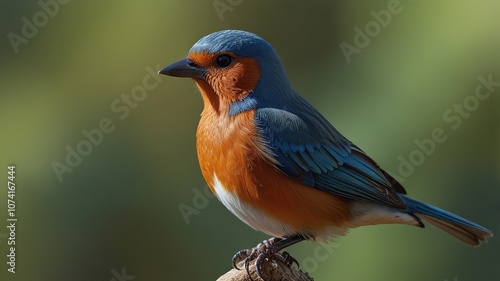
[[254, 95, 407, 209]]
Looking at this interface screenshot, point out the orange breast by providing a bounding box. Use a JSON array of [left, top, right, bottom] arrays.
[[196, 106, 352, 238]]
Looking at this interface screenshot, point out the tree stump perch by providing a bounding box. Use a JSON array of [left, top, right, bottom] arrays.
[[216, 255, 314, 281]]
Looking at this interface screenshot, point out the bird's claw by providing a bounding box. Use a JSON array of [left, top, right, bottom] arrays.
[[231, 248, 253, 270], [277, 251, 299, 268], [231, 238, 299, 280]]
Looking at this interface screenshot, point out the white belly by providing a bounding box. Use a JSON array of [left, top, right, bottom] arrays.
[[212, 173, 295, 237], [212, 173, 348, 240]]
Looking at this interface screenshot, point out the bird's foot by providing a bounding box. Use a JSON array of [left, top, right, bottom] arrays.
[[232, 237, 300, 280]]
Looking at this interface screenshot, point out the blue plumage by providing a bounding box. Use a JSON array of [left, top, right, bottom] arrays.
[[252, 80, 492, 245], [254, 105, 406, 209], [190, 31, 409, 211], [160, 29, 493, 247], [209, 30, 493, 246]]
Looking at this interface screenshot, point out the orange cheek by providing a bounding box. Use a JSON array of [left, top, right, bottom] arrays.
[[208, 57, 260, 102], [188, 52, 261, 104], [227, 58, 260, 96]]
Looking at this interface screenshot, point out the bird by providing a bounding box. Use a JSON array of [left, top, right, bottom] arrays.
[[158, 30, 493, 278]]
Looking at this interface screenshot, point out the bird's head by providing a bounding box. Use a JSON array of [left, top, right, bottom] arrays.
[[159, 30, 292, 115]]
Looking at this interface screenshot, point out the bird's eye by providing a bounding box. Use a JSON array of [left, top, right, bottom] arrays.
[[216, 54, 232, 68]]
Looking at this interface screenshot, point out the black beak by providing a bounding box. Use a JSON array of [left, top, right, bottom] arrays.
[[158, 58, 206, 80]]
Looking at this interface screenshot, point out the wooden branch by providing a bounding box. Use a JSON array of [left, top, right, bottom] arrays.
[[216, 256, 314, 281]]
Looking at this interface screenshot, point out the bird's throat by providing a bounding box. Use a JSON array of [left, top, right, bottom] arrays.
[[194, 78, 222, 114]]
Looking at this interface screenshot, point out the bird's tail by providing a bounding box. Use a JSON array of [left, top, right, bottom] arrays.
[[401, 195, 493, 247]]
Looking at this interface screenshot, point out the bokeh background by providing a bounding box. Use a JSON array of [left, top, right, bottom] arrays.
[[1, 1, 499, 280]]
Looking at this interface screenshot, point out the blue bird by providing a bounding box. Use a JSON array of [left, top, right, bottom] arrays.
[[159, 30, 493, 277]]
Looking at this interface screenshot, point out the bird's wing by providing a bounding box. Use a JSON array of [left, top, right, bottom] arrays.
[[254, 104, 407, 209]]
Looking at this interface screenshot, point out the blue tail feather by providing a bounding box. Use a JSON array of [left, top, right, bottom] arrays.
[[402, 194, 493, 247]]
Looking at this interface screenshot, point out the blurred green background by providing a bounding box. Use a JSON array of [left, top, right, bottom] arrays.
[[1, 1, 499, 280]]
